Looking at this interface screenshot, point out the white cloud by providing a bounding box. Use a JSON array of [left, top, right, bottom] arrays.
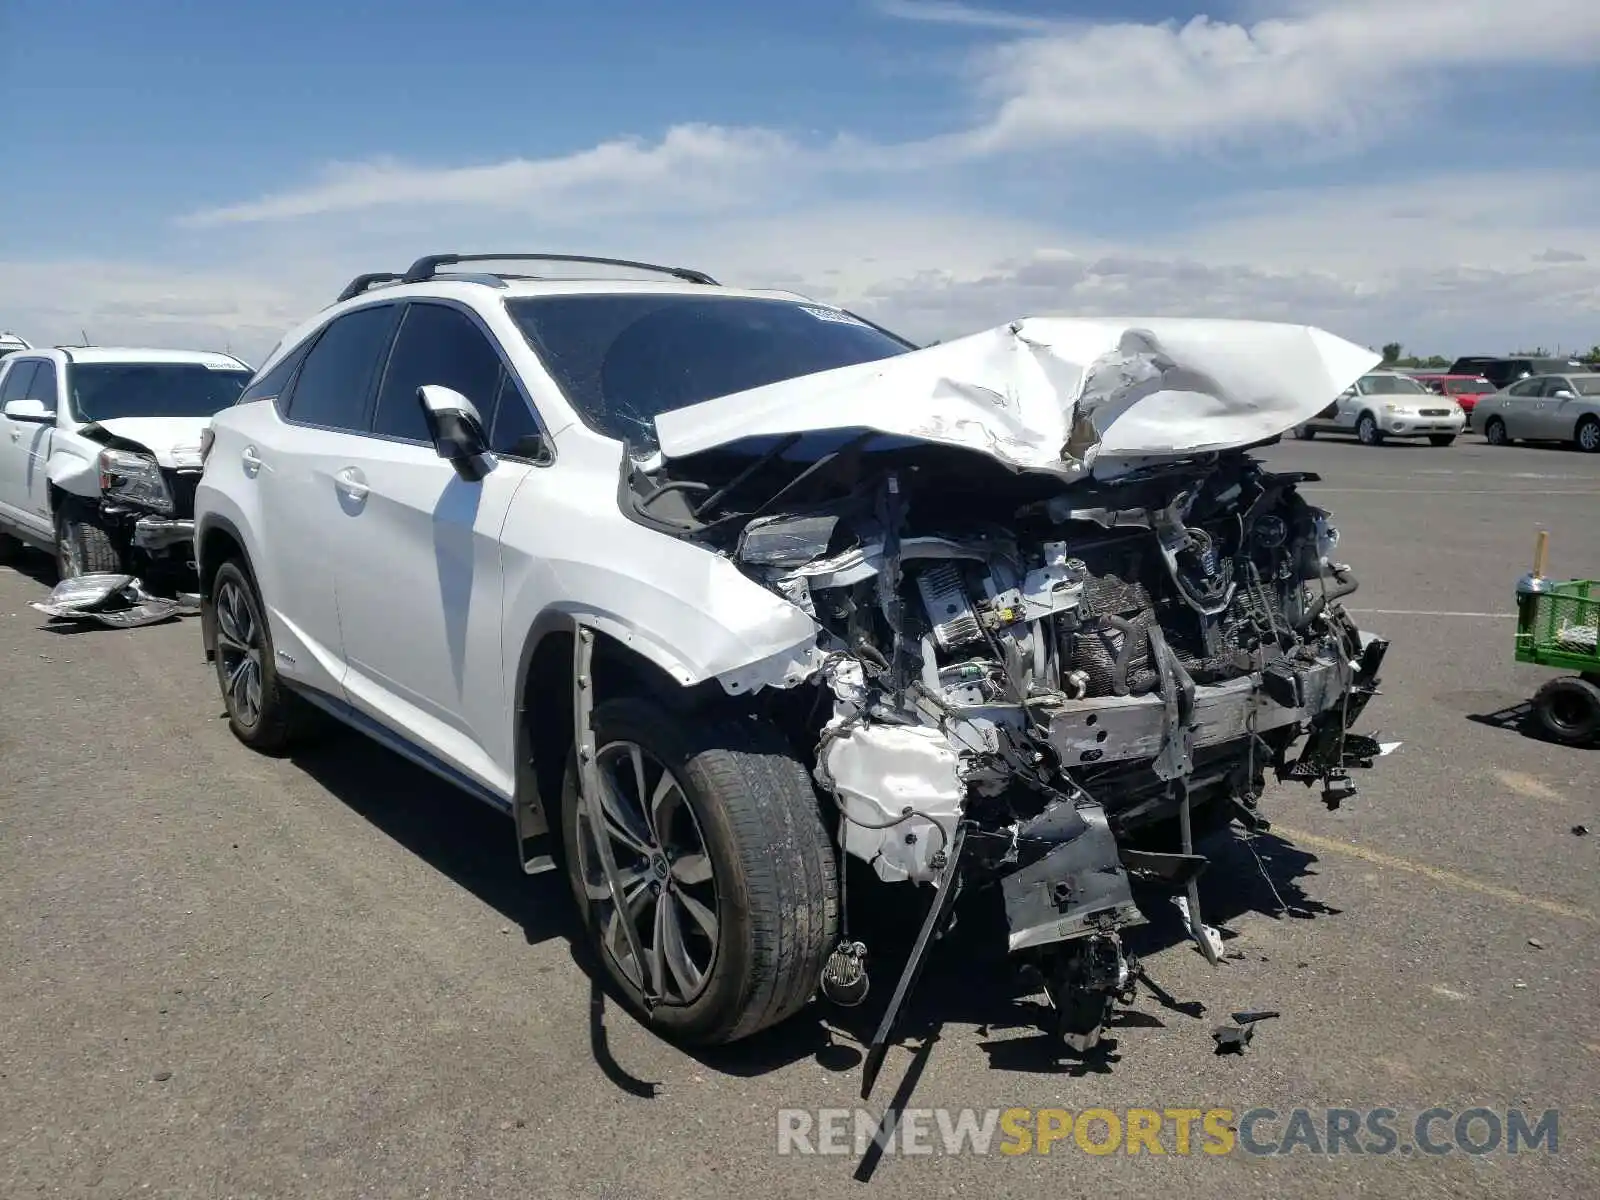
[[869, 0, 1068, 34], [181, 124, 798, 226], [955, 0, 1600, 155]]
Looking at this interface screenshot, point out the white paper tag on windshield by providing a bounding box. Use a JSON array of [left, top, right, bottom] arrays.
[[799, 305, 868, 327]]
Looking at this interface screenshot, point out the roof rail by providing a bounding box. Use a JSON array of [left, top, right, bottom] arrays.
[[336, 272, 406, 304], [401, 253, 719, 287]]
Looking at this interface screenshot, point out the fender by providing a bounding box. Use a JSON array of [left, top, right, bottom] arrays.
[[46, 446, 99, 498]]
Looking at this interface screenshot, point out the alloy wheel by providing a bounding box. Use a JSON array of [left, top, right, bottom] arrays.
[[1580, 421, 1599, 452], [214, 578, 265, 728], [576, 740, 720, 1004]]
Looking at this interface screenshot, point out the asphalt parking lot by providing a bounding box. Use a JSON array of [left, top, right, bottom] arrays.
[[2, 431, 1597, 1200]]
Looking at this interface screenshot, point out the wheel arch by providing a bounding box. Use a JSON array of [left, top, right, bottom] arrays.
[[195, 513, 252, 663], [511, 612, 731, 849]]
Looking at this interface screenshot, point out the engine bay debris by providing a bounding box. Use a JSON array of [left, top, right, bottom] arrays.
[[626, 318, 1395, 1084]]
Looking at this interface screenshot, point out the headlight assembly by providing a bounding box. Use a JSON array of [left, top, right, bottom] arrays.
[[98, 448, 173, 514]]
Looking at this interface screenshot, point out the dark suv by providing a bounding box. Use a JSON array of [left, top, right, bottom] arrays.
[[1448, 356, 1587, 391]]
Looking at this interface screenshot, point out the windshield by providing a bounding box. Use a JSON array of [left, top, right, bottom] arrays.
[[1359, 374, 1429, 395], [69, 363, 252, 421], [505, 294, 914, 449], [1445, 379, 1493, 394]]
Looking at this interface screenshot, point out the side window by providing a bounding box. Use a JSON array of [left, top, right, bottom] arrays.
[[283, 304, 399, 432], [372, 302, 504, 443], [1543, 377, 1574, 397], [238, 340, 313, 408], [25, 361, 59, 411], [489, 369, 546, 458], [0, 360, 38, 405], [1508, 378, 1542, 397]]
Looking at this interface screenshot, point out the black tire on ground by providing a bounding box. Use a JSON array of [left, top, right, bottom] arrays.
[[1485, 417, 1510, 446], [211, 558, 318, 754], [54, 500, 125, 579], [1294, 425, 1316, 440], [1429, 435, 1456, 447], [1576, 416, 1600, 454], [1357, 413, 1383, 445], [560, 696, 838, 1046], [0, 529, 21, 563], [1530, 676, 1600, 747]]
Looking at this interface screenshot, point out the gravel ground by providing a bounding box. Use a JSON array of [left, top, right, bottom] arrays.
[[2, 433, 1596, 1199]]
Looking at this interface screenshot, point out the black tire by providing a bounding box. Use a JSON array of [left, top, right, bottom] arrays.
[[1428, 435, 1456, 447], [1356, 413, 1383, 445], [1485, 417, 1510, 446], [1576, 416, 1600, 454], [1293, 425, 1316, 440], [211, 558, 317, 753], [1530, 676, 1600, 747], [0, 529, 21, 563], [561, 696, 838, 1046], [54, 500, 125, 579]]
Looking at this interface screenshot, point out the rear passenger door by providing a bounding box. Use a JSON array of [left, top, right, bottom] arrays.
[[250, 303, 401, 696], [326, 300, 544, 798]]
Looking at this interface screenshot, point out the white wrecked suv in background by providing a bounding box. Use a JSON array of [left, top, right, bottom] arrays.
[[0, 346, 253, 579], [193, 254, 1393, 1087]]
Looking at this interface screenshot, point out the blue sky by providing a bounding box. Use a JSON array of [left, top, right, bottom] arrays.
[[2, 0, 1597, 362]]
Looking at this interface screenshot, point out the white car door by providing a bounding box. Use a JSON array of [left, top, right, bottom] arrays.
[[326, 300, 541, 797], [247, 302, 403, 696], [0, 359, 57, 539]]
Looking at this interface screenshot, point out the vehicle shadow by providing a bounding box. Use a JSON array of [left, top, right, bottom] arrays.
[[1467, 699, 1599, 749], [279, 728, 1335, 1097]]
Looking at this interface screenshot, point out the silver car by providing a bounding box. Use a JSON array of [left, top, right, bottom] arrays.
[[1292, 370, 1466, 446], [1474, 373, 1600, 452]]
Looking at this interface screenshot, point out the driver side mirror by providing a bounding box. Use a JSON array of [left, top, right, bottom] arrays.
[[1552, 389, 1577, 400], [2, 397, 53, 423], [418, 385, 495, 483]]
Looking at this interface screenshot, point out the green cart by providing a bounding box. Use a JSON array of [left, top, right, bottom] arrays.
[[1515, 531, 1600, 746]]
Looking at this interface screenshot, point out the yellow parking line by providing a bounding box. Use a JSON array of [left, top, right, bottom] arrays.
[[1274, 826, 1597, 925]]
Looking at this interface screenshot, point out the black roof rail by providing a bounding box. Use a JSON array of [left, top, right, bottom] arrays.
[[336, 272, 405, 303], [401, 253, 719, 287]]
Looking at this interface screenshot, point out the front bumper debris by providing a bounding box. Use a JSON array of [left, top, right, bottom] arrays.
[[131, 515, 195, 553]]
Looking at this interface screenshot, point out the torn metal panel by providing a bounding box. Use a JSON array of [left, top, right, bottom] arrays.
[[1001, 800, 1145, 953], [654, 318, 1380, 479], [30, 573, 198, 629]]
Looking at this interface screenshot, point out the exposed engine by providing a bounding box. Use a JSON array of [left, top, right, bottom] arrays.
[[625, 438, 1390, 1074]]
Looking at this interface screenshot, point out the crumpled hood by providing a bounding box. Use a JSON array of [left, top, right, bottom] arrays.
[[86, 416, 210, 469], [653, 317, 1380, 480]]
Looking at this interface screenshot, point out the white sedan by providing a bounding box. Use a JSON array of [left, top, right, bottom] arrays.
[[1473, 372, 1600, 453], [1293, 370, 1466, 446]]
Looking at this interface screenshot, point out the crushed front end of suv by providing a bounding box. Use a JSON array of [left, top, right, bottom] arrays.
[[194, 259, 1394, 1085]]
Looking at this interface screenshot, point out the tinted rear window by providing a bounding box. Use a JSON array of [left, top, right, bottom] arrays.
[[506, 294, 912, 450]]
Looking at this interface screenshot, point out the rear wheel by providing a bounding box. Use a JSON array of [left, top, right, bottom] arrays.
[[211, 559, 317, 753], [1428, 434, 1456, 447], [54, 500, 124, 580], [1576, 416, 1600, 453], [1356, 413, 1383, 446], [561, 696, 837, 1046], [1485, 417, 1509, 446], [1530, 676, 1600, 746]]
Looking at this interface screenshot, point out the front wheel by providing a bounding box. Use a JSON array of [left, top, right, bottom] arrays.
[[1576, 416, 1600, 454], [54, 500, 125, 579], [211, 559, 318, 753], [1356, 414, 1383, 446], [561, 696, 838, 1046], [1428, 434, 1456, 447], [1484, 417, 1510, 446]]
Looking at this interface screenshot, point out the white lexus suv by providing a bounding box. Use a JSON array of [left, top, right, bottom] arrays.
[[0, 345, 253, 579], [196, 253, 1392, 1068]]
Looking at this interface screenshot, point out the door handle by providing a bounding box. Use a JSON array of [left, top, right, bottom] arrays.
[[335, 467, 369, 503], [241, 446, 263, 476]]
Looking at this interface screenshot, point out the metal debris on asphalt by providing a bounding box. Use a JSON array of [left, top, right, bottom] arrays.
[[29, 574, 200, 629]]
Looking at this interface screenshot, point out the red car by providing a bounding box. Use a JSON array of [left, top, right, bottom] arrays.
[[1408, 374, 1495, 425]]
